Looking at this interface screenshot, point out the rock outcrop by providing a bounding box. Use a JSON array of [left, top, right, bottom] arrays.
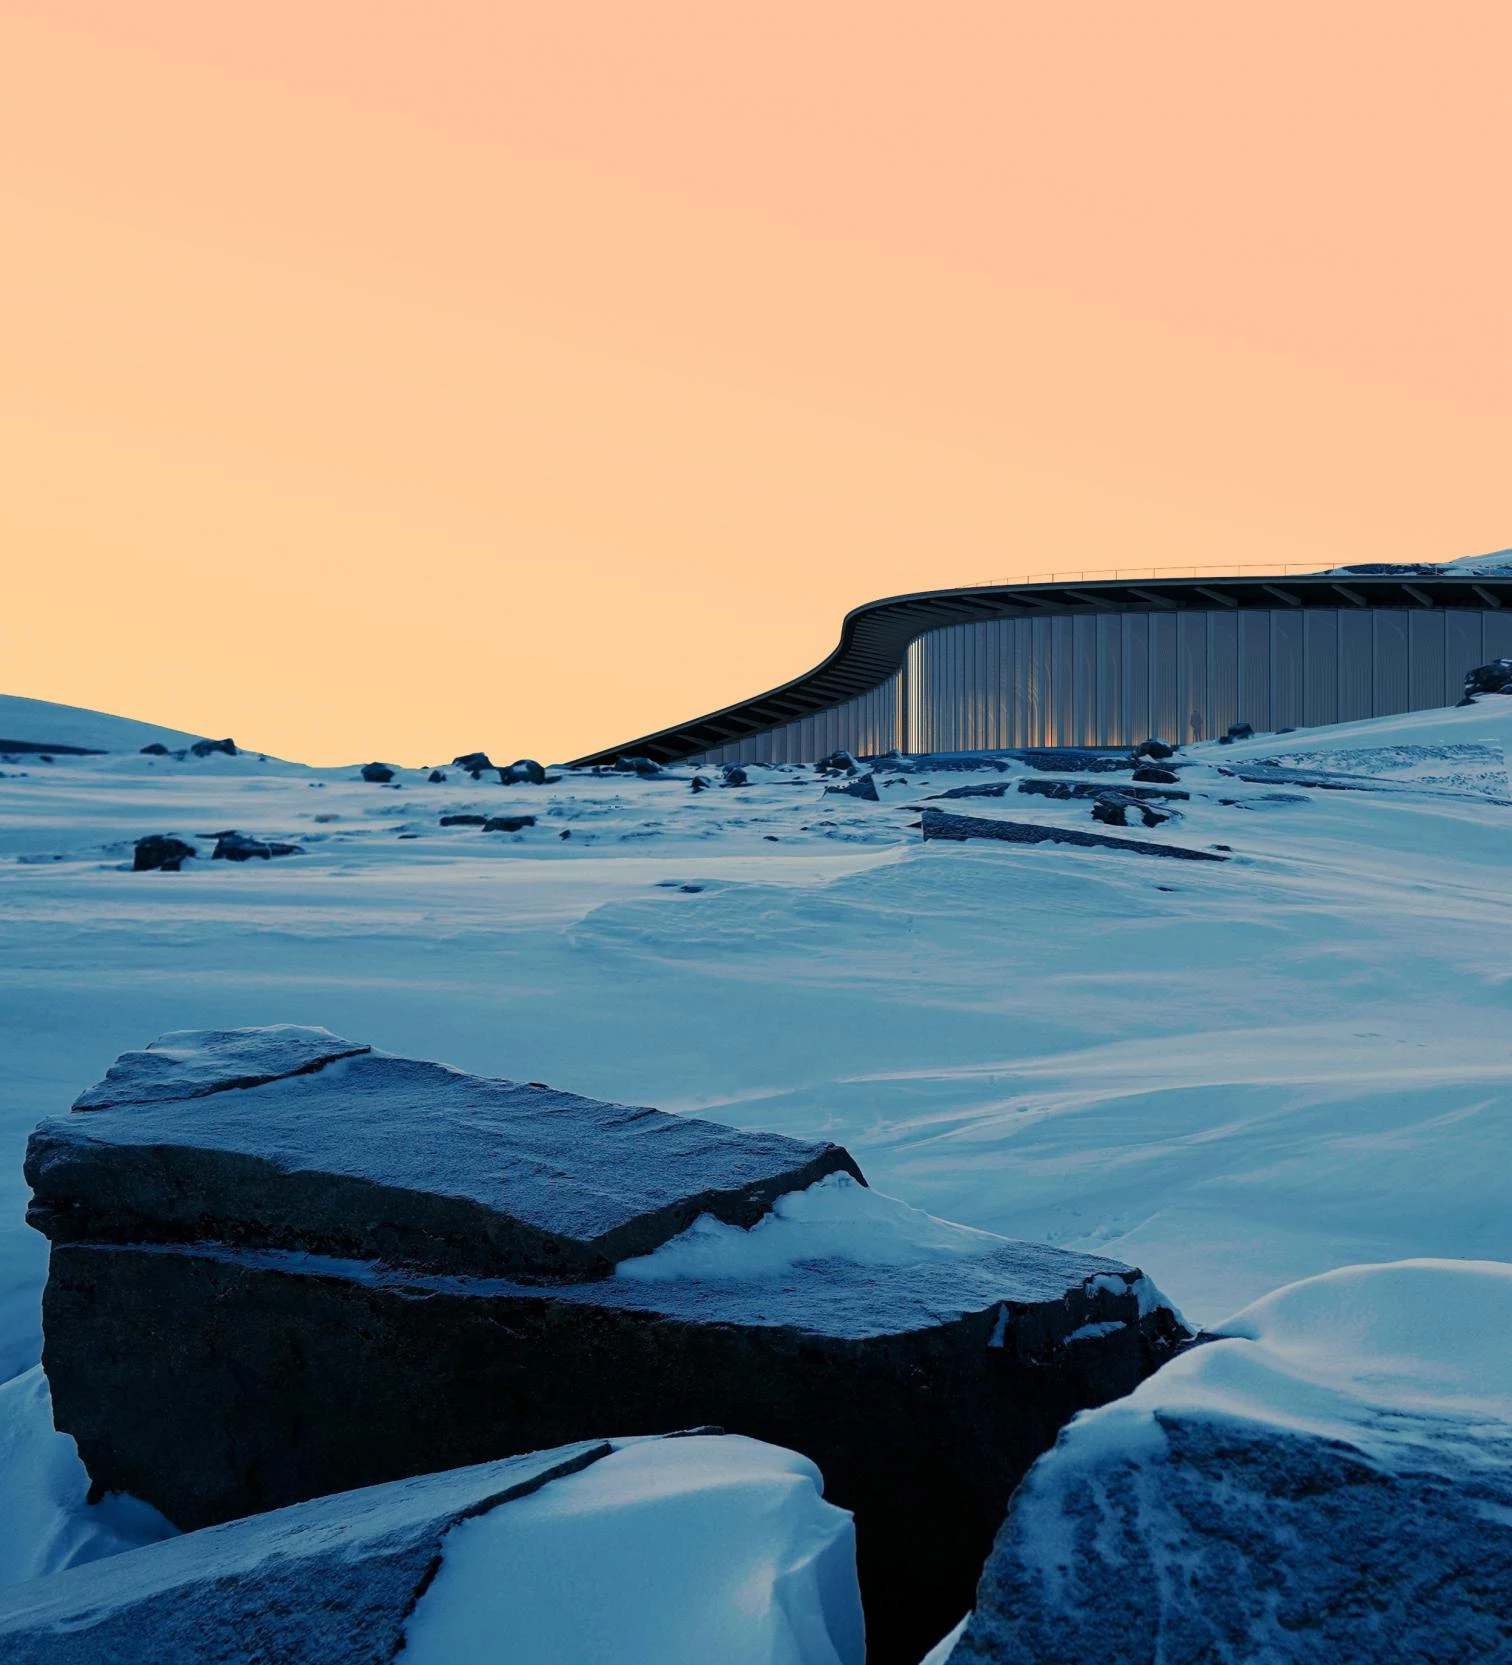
[[950, 1262, 1512, 1665], [451, 752, 494, 773], [132, 836, 196, 873], [360, 763, 395, 783], [482, 814, 534, 833], [209, 832, 302, 862], [920, 808, 1224, 862], [26, 1028, 1185, 1665], [499, 759, 546, 785], [188, 738, 237, 759], [1463, 657, 1512, 697], [824, 773, 879, 802]]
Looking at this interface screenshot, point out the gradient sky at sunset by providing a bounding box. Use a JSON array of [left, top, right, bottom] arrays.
[[4, 4, 1510, 763]]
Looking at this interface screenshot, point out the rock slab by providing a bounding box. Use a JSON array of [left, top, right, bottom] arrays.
[[29, 1028, 1186, 1665], [0, 1440, 610, 1665]]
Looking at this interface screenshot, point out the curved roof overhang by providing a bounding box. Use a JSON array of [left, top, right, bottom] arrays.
[[571, 572, 1512, 766]]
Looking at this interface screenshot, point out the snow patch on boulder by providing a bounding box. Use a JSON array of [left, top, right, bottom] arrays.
[[615, 1172, 1006, 1281], [403, 1435, 864, 1665]]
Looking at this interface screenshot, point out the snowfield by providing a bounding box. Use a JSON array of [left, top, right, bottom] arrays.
[[3, 693, 1510, 1379], [2, 690, 1512, 1659]]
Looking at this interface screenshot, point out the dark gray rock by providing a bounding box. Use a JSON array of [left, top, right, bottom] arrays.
[[138, 743, 171, 757], [451, 752, 494, 772], [132, 836, 196, 873], [1463, 657, 1512, 697], [27, 1028, 1184, 1665], [920, 808, 1225, 861], [439, 814, 487, 826], [1226, 721, 1255, 740], [1012, 780, 1188, 803], [1007, 749, 1129, 774], [1091, 793, 1178, 830], [30, 1029, 862, 1285], [721, 765, 750, 787], [482, 815, 535, 833], [1131, 764, 1180, 784], [500, 759, 547, 785], [690, 775, 710, 792], [1133, 738, 1176, 760], [816, 750, 860, 775], [824, 773, 879, 802], [427, 769, 447, 783], [189, 738, 237, 759], [360, 763, 395, 783], [210, 832, 302, 862], [0, 1439, 612, 1665]]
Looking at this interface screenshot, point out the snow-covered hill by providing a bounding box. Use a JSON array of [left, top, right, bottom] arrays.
[[0, 694, 251, 757]]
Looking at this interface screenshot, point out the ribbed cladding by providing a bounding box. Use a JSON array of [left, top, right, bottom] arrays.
[[683, 601, 1504, 765]]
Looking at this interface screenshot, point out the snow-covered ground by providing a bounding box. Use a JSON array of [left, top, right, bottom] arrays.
[[2, 693, 1511, 1386]]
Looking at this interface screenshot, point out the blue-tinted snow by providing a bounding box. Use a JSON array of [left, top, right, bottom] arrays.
[[1, 698, 1511, 1380]]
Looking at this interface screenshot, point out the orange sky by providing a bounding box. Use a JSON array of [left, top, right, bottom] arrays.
[[4, 3, 1509, 764]]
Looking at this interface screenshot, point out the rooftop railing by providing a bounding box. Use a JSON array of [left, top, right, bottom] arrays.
[[963, 561, 1335, 589]]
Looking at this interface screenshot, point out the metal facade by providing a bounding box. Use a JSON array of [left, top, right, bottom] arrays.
[[687, 605, 1512, 764], [573, 574, 1512, 767]]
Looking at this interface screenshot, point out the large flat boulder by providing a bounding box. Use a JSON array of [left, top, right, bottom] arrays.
[[949, 1261, 1512, 1664], [28, 1029, 1186, 1665], [0, 1433, 863, 1665], [29, 1026, 860, 1280]]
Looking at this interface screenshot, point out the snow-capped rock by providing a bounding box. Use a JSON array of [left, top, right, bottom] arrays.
[[949, 1260, 1512, 1664], [0, 1432, 862, 1665]]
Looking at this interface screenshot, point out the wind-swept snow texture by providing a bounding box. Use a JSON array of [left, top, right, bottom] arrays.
[[2, 697, 1512, 1381], [0, 1433, 861, 1665], [950, 1260, 1512, 1665]]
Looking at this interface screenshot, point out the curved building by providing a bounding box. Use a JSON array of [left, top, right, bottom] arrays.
[[573, 566, 1512, 767]]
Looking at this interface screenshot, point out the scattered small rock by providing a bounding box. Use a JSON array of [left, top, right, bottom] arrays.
[[190, 738, 238, 759], [211, 832, 303, 862], [439, 815, 488, 827], [482, 815, 535, 833], [133, 836, 196, 873], [360, 763, 396, 784]]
